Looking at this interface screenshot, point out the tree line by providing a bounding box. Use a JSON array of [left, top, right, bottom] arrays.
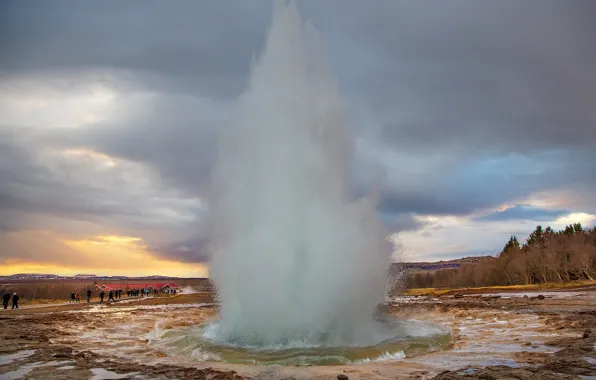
[[406, 223, 596, 289]]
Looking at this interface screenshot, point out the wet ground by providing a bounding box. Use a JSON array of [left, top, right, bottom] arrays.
[[0, 289, 594, 379]]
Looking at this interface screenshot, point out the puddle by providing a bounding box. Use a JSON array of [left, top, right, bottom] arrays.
[[387, 296, 439, 304], [0, 359, 75, 379], [90, 368, 139, 379], [36, 360, 73, 367], [411, 355, 524, 369], [69, 302, 217, 314], [0, 350, 36, 365], [0, 362, 38, 379], [584, 356, 596, 365]]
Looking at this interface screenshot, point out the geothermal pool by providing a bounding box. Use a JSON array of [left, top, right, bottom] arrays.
[[59, 302, 451, 367], [147, 317, 451, 366]]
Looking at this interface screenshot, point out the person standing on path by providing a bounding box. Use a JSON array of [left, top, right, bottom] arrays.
[[2, 292, 10, 309], [108, 290, 116, 302], [11, 293, 19, 309], [86, 289, 92, 303], [99, 290, 105, 303]]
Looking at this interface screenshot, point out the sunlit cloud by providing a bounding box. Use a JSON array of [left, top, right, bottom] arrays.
[[0, 73, 120, 129], [413, 214, 465, 227], [521, 190, 594, 211], [0, 231, 207, 277], [554, 212, 596, 226], [398, 208, 596, 262], [62, 148, 120, 167], [492, 204, 516, 213]]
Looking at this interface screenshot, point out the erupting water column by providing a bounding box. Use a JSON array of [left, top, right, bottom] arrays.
[[207, 1, 393, 347]]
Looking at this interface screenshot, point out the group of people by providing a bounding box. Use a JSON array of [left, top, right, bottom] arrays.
[[2, 292, 19, 309], [127, 288, 159, 297], [98, 289, 121, 303], [1, 285, 179, 310], [69, 290, 81, 303], [128, 288, 147, 297], [70, 289, 95, 303], [84, 287, 161, 303]]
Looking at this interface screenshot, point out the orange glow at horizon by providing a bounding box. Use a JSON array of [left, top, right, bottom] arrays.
[[0, 232, 209, 278]]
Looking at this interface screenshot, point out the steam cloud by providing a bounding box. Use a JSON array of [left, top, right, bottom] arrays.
[[207, 1, 393, 346]]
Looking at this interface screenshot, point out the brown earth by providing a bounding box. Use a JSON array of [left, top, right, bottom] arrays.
[[0, 293, 232, 380], [0, 291, 594, 379], [419, 296, 596, 379]]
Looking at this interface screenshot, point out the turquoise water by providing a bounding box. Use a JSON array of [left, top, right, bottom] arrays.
[[147, 318, 452, 366]]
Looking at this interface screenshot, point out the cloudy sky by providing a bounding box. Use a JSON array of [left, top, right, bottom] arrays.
[[1, 0, 595, 276]]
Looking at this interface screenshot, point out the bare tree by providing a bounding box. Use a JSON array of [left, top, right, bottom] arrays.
[[405, 225, 596, 289]]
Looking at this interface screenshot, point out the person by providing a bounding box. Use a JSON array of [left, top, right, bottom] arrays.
[[86, 288, 92, 303], [99, 290, 105, 303], [108, 290, 115, 302], [70, 292, 76, 303], [3, 292, 10, 309], [12, 293, 19, 309], [75, 290, 80, 303]]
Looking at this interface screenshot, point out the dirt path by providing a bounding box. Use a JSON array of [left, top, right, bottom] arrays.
[[0, 294, 187, 312]]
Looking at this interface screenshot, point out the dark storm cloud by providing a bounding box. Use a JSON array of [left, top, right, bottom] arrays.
[[1, 0, 595, 262], [336, 1, 596, 153], [379, 212, 424, 233], [0, 0, 272, 97], [150, 237, 212, 264], [376, 146, 596, 216], [0, 127, 144, 222]]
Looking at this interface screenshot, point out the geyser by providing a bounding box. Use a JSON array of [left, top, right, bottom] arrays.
[[207, 1, 393, 347]]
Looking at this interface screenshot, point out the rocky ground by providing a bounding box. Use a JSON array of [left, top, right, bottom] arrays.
[[403, 296, 596, 379], [0, 290, 594, 379], [0, 293, 242, 380]]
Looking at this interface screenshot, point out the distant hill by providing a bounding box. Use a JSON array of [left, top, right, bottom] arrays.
[[0, 258, 494, 281], [393, 256, 495, 272], [143, 275, 175, 279], [0, 273, 201, 281], [0, 273, 63, 280], [73, 274, 96, 279]]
